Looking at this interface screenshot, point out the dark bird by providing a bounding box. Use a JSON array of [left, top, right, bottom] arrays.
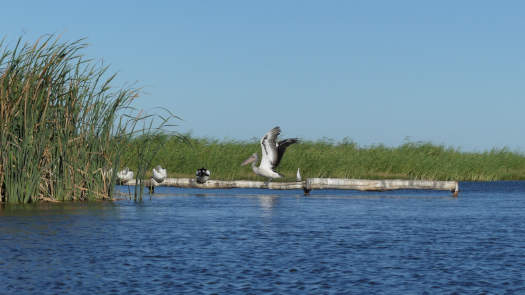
[[196, 167, 210, 184]]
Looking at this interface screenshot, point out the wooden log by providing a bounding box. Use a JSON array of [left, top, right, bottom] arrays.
[[126, 178, 459, 197], [124, 177, 459, 196], [306, 178, 459, 194], [126, 178, 304, 190]]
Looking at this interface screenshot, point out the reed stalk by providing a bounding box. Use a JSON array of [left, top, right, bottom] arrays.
[[123, 109, 181, 201]]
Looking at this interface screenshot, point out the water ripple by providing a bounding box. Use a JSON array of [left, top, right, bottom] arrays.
[[1, 182, 525, 294]]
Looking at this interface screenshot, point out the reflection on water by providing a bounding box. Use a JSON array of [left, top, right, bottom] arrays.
[[0, 201, 118, 216], [257, 195, 277, 215], [1, 182, 525, 294]]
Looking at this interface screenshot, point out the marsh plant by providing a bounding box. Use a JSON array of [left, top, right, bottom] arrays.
[[0, 35, 168, 203], [123, 109, 182, 201], [121, 136, 525, 182]]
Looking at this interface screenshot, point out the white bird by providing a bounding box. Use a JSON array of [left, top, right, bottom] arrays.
[[152, 165, 167, 183], [196, 167, 210, 184], [241, 126, 299, 182], [296, 168, 302, 182], [117, 167, 134, 184]]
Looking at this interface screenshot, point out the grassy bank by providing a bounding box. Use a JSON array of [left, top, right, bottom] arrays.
[[122, 135, 525, 182]]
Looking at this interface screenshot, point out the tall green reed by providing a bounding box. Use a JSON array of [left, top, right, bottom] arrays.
[[122, 108, 182, 201], [0, 35, 140, 203], [120, 136, 525, 182]]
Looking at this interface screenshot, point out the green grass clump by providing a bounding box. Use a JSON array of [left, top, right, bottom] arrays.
[[0, 36, 138, 203], [121, 135, 525, 182]]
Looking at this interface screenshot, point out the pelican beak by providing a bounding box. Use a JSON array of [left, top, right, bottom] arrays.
[[241, 153, 257, 166]]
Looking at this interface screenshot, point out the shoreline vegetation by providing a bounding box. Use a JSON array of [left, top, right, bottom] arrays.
[[2, 35, 524, 204], [123, 135, 525, 183], [0, 35, 170, 204]]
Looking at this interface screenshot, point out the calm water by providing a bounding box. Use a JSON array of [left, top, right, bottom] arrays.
[[1, 182, 524, 294]]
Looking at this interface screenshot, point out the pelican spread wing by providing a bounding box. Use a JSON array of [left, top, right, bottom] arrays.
[[242, 126, 299, 180], [275, 138, 299, 167], [259, 126, 280, 171]]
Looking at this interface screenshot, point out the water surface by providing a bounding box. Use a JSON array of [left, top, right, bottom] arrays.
[[1, 182, 524, 294]]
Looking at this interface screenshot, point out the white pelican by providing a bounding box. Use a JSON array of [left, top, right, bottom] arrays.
[[196, 167, 210, 184], [152, 165, 167, 183], [241, 126, 299, 181], [117, 167, 134, 184]]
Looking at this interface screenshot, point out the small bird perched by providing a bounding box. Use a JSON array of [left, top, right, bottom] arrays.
[[116, 167, 134, 184], [196, 167, 211, 184], [241, 126, 299, 182], [152, 165, 167, 183]]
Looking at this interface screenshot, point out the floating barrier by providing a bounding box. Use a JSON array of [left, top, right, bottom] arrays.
[[122, 178, 459, 196]]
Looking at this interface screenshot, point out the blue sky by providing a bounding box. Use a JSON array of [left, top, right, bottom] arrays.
[[2, 1, 524, 151]]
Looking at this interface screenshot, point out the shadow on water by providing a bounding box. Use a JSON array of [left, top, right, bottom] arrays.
[[0, 201, 118, 217]]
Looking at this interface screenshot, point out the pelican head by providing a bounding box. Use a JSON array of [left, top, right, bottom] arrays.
[[241, 153, 258, 166]]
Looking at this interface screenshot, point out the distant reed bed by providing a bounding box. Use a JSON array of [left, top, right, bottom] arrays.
[[0, 36, 143, 203], [123, 135, 525, 182]]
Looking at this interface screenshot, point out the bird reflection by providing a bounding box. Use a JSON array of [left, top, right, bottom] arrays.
[[257, 195, 278, 216]]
